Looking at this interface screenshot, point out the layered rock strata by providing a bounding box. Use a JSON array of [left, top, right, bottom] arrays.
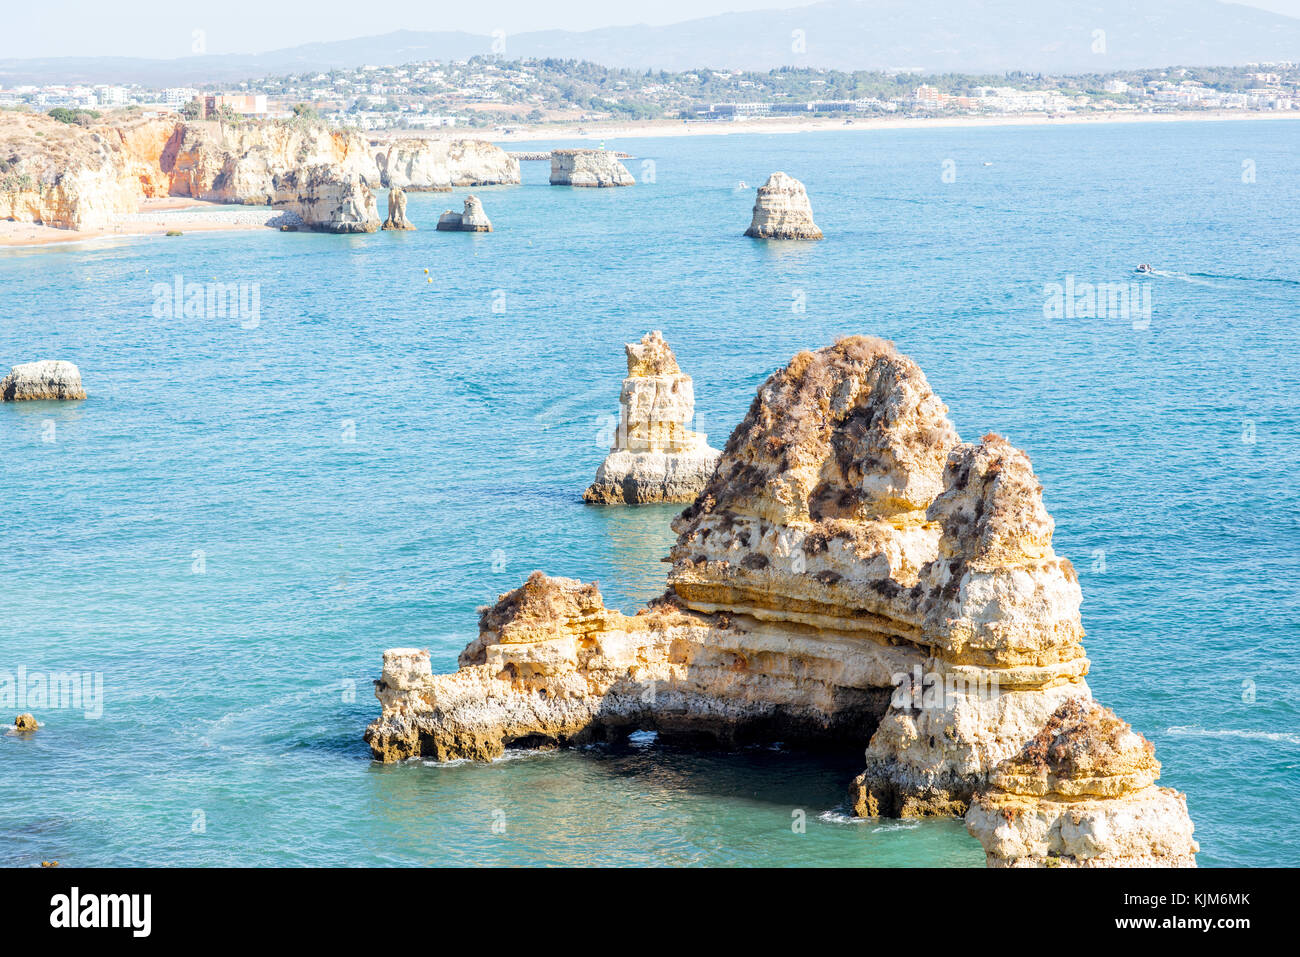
[[550, 149, 635, 187], [1, 360, 86, 401], [965, 699, 1198, 867], [366, 336, 1194, 867], [0, 113, 520, 232], [583, 331, 720, 504], [382, 187, 415, 230], [374, 138, 519, 190], [744, 172, 823, 240], [271, 166, 380, 233], [436, 195, 492, 232], [163, 119, 380, 205], [0, 112, 177, 230]]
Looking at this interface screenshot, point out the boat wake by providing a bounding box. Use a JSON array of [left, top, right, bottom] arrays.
[[1164, 726, 1300, 746]]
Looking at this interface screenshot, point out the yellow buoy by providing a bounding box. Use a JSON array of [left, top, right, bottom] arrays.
[[427, 278, 432, 283], [423, 268, 429, 274]]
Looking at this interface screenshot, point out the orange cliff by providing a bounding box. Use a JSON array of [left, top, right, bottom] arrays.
[[1, 111, 518, 232]]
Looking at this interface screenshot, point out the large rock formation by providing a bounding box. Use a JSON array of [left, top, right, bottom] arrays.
[[0, 112, 178, 230], [13, 713, 38, 732], [0, 114, 520, 233], [745, 172, 823, 240], [162, 119, 380, 205], [550, 149, 635, 187], [436, 195, 492, 232], [364, 336, 1195, 867], [1, 361, 86, 401], [271, 165, 380, 233], [584, 331, 720, 504], [382, 187, 415, 230], [965, 699, 1198, 867], [374, 138, 520, 191]]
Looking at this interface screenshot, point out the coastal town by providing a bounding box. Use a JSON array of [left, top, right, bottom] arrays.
[[2, 57, 1298, 132]]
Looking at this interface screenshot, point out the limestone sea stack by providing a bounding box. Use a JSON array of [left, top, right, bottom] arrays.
[[374, 138, 520, 191], [583, 331, 720, 504], [365, 336, 1195, 868], [1, 361, 86, 401], [745, 172, 823, 240], [14, 713, 38, 732], [965, 699, 1199, 867], [271, 165, 380, 233], [382, 187, 415, 230], [436, 195, 492, 232], [550, 149, 635, 187]]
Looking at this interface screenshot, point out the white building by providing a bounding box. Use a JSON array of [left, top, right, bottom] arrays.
[[162, 87, 199, 106]]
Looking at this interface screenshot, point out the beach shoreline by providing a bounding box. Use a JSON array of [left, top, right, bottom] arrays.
[[482, 107, 1300, 143], [0, 198, 290, 248]]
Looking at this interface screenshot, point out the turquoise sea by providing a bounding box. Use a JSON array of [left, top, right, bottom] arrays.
[[2, 119, 1297, 867]]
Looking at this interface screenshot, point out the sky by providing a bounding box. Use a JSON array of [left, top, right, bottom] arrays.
[[4, 0, 1300, 60]]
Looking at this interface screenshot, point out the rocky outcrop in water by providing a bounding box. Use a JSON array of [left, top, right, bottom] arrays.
[[382, 187, 415, 230], [965, 699, 1198, 867], [550, 149, 635, 187], [1, 360, 86, 401], [436, 195, 492, 232], [375, 138, 519, 191], [271, 165, 379, 233], [13, 713, 38, 732], [583, 331, 720, 504], [745, 172, 823, 240], [366, 336, 1194, 867]]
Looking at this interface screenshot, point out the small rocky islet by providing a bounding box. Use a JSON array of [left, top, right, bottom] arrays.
[[1, 360, 85, 401]]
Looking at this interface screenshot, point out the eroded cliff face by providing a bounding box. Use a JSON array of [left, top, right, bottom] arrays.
[[0, 115, 525, 232], [0, 112, 179, 229], [271, 165, 380, 233], [584, 331, 721, 504], [162, 120, 380, 205], [375, 138, 520, 191], [366, 335, 1195, 867]]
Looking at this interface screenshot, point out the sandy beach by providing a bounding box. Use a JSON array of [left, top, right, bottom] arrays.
[[0, 198, 296, 248], [484, 108, 1300, 144]]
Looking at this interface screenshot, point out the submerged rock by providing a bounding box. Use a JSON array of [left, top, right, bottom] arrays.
[[271, 165, 379, 233], [382, 186, 415, 230], [365, 336, 1195, 867], [584, 331, 720, 504], [965, 699, 1199, 867], [744, 172, 823, 240], [436, 195, 492, 232], [14, 713, 38, 732], [549, 149, 635, 187], [1, 361, 85, 401]]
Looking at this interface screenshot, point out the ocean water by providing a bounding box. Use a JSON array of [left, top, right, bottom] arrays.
[[1, 119, 1297, 867]]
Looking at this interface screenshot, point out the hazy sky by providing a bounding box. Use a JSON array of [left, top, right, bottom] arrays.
[[5, 0, 1300, 59]]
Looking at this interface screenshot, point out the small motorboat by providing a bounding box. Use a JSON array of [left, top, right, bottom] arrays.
[[1135, 263, 1154, 274]]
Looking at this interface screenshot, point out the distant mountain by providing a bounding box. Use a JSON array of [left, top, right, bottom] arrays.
[[4, 0, 1300, 85]]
